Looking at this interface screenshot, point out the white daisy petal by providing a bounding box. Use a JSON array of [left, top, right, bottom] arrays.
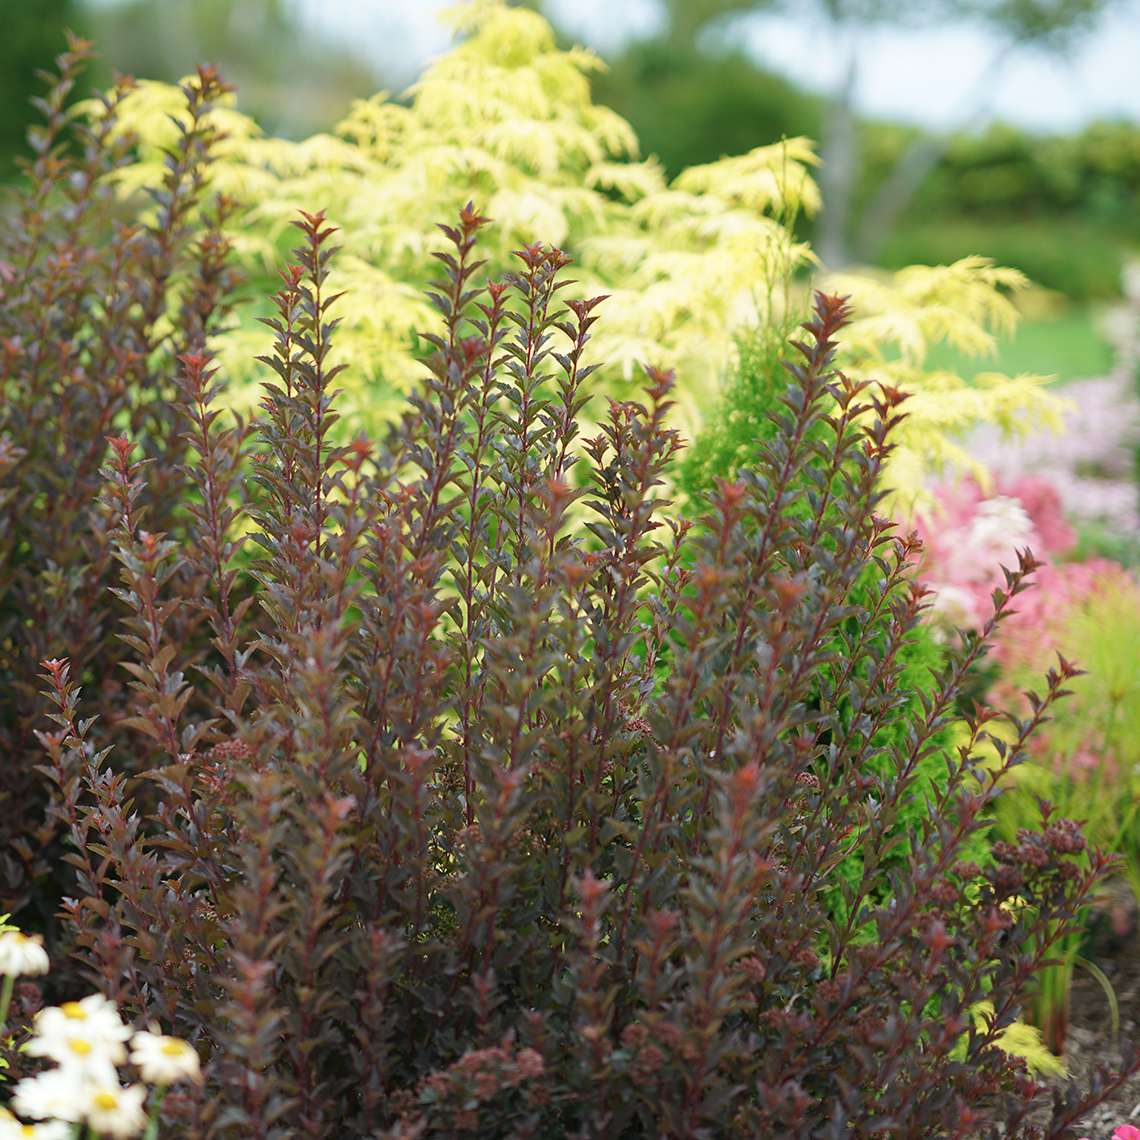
[[130, 1030, 202, 1085], [0, 931, 50, 978], [83, 1081, 149, 1139], [10, 1069, 85, 1123], [30, 995, 131, 1071]]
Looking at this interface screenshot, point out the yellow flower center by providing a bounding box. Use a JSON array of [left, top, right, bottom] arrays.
[[21, 1127, 36, 1137], [161, 1039, 188, 1056], [60, 1001, 88, 1020], [68, 1037, 94, 1056], [93, 1090, 119, 1110]]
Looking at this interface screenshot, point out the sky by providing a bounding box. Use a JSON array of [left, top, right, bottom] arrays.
[[295, 0, 1140, 132]]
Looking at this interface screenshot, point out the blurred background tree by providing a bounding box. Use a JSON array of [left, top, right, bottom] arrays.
[[0, 0, 89, 178], [82, 0, 379, 136], [591, 0, 1117, 268], [0, 0, 381, 169], [854, 0, 1112, 264]]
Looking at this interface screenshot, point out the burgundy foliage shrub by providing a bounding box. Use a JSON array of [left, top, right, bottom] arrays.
[[1, 47, 1137, 1139], [0, 42, 239, 925]]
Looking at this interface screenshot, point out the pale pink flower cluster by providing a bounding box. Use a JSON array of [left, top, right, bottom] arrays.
[[988, 557, 1136, 779], [989, 558, 1131, 675], [913, 474, 1074, 633], [912, 471, 1138, 796]]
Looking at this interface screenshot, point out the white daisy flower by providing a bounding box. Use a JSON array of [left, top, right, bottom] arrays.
[[130, 1030, 202, 1085], [10, 1069, 85, 1123], [27, 1040, 126, 1081], [0, 931, 50, 978], [82, 1081, 149, 1139], [29, 994, 131, 1068], [25, 1023, 127, 1073], [0, 1108, 74, 1139]]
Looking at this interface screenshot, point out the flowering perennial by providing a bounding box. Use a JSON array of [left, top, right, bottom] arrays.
[[1, 926, 201, 1138], [0, 932, 49, 982]]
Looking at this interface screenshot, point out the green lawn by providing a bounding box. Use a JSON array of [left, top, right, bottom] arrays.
[[924, 307, 1115, 383]]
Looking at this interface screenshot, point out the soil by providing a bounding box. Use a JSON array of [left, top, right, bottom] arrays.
[[1051, 916, 1140, 1138]]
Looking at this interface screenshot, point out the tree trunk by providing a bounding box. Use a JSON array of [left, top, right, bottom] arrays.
[[854, 39, 1016, 263], [818, 38, 859, 269]]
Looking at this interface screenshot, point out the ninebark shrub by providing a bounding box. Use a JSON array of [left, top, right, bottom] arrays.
[[0, 42, 239, 922], [2, 50, 1137, 1140]]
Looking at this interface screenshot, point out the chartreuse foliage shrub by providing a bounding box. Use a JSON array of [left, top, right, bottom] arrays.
[[3, 53, 1138, 1134], [824, 259, 1069, 512], [85, 0, 1062, 501], [92, 0, 818, 436]]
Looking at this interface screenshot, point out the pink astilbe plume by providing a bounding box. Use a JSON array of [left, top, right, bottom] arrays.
[[912, 475, 1075, 632], [912, 470, 1138, 781], [1080, 1123, 1140, 1140], [992, 559, 1131, 679]]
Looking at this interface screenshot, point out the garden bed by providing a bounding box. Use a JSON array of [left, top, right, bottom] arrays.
[[1057, 937, 1140, 1134]]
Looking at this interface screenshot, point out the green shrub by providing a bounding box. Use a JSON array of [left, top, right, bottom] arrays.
[[680, 324, 987, 929], [910, 120, 1140, 237], [877, 216, 1129, 302]]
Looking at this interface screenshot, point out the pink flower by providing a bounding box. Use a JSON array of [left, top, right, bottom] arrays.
[[925, 583, 984, 635], [1077, 1127, 1140, 1140], [968, 372, 1140, 535], [1002, 475, 1074, 556], [912, 477, 1044, 634], [990, 559, 1131, 683], [907, 472, 1140, 791]]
